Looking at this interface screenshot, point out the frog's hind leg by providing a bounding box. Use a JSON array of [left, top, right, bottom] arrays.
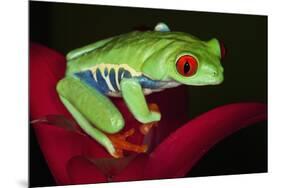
[[57, 77, 147, 158]]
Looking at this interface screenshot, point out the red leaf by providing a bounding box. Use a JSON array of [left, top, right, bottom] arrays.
[[67, 154, 148, 184], [29, 43, 70, 119], [144, 102, 267, 179]]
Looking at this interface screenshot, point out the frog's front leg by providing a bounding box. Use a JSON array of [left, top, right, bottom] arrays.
[[57, 77, 147, 158], [120, 78, 161, 125]]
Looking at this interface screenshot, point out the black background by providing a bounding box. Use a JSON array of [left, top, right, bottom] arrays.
[[29, 1, 267, 187]]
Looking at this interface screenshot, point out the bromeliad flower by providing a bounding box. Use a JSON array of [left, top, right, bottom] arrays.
[[30, 43, 267, 185]]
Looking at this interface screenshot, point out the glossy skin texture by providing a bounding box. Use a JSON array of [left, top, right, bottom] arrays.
[[56, 23, 224, 157]]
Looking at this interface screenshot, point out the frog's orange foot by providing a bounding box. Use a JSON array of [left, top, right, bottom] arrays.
[[107, 128, 148, 158], [139, 121, 158, 135], [140, 103, 160, 135]]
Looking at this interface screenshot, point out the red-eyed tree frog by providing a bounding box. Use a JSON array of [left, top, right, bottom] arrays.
[[56, 23, 224, 158]]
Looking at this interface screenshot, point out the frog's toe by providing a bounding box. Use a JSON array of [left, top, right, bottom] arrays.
[[139, 122, 158, 135], [139, 103, 160, 135], [107, 128, 148, 158]]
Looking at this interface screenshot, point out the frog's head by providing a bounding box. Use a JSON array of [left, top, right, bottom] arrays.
[[169, 38, 225, 86], [142, 36, 225, 86]]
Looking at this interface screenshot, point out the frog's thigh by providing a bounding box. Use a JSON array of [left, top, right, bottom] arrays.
[[58, 95, 116, 155], [57, 77, 124, 134]]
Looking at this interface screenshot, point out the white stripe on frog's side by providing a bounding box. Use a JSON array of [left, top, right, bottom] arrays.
[[88, 64, 142, 95], [115, 69, 122, 90], [101, 68, 116, 92]]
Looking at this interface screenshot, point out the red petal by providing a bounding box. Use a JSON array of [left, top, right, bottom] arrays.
[[112, 155, 148, 182], [30, 43, 110, 185], [33, 124, 84, 184], [144, 103, 267, 179], [66, 130, 155, 184], [31, 114, 86, 135], [67, 155, 148, 184], [33, 122, 112, 185], [146, 86, 189, 145], [29, 43, 70, 119], [67, 156, 107, 184]]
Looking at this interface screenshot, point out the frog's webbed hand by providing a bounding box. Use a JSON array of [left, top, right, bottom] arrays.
[[57, 77, 147, 158], [120, 78, 161, 125]]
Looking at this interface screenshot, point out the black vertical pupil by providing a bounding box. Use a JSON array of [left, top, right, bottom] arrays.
[[184, 61, 190, 74]]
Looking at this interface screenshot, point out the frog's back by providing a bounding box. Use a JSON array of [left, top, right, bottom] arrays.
[[65, 31, 200, 97], [65, 31, 200, 75]]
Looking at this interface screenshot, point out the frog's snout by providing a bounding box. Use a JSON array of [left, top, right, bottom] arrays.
[[213, 70, 218, 77], [206, 65, 223, 85], [212, 68, 224, 84], [212, 66, 223, 76]]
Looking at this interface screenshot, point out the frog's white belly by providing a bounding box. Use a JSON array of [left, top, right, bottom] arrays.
[[74, 64, 181, 97]]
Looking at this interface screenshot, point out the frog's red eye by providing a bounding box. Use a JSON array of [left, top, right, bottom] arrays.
[[176, 55, 198, 77]]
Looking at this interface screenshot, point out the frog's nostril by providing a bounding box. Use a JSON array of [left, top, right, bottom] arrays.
[[213, 71, 217, 76]]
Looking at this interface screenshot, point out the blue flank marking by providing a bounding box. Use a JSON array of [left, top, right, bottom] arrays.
[[118, 68, 125, 83], [123, 70, 132, 78], [74, 70, 109, 94], [104, 67, 108, 77], [74, 68, 163, 96], [136, 75, 162, 89], [109, 68, 119, 91], [75, 70, 109, 94], [96, 68, 110, 93]]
